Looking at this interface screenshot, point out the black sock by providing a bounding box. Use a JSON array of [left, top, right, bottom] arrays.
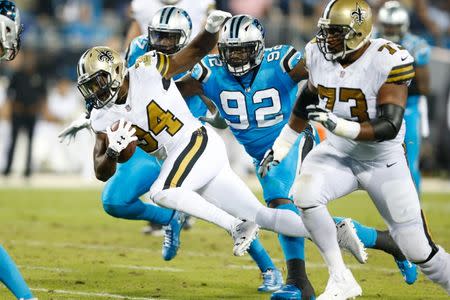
[[285, 259, 315, 299], [374, 230, 406, 261]]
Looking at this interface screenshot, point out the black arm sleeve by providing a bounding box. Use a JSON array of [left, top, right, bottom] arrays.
[[370, 103, 405, 141], [292, 83, 318, 120]]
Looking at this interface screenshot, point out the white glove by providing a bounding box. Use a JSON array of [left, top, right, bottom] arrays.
[[205, 10, 232, 33], [58, 113, 91, 145], [258, 124, 299, 177], [105, 119, 138, 158], [307, 105, 360, 139]]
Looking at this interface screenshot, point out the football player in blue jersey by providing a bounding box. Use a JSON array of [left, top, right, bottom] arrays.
[[181, 14, 418, 299], [377, 1, 431, 194], [0, 2, 36, 299]]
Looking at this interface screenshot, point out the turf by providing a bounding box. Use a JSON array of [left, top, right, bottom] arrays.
[[0, 188, 448, 299]]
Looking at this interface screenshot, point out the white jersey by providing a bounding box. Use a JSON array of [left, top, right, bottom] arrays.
[[90, 51, 202, 155], [304, 38, 415, 160], [131, 0, 215, 38]]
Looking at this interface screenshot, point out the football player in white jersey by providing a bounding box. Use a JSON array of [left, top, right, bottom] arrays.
[[260, 0, 450, 298], [76, 11, 314, 260], [125, 0, 215, 48]]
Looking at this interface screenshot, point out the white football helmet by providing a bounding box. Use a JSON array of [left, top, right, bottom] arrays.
[[148, 6, 192, 54], [0, 0, 23, 61], [218, 15, 265, 76], [378, 1, 409, 43]]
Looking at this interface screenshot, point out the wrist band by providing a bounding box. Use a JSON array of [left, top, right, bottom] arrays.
[[106, 147, 119, 160]]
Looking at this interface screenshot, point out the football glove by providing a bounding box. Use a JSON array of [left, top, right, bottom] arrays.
[[306, 105, 360, 139], [199, 111, 228, 129], [205, 10, 232, 33], [106, 119, 138, 157], [306, 105, 338, 131], [258, 124, 299, 177], [58, 113, 91, 145]]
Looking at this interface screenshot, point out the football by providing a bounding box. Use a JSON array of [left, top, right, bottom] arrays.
[[109, 120, 137, 163]]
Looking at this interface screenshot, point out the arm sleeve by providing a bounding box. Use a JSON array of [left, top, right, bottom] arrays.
[[155, 52, 170, 78]]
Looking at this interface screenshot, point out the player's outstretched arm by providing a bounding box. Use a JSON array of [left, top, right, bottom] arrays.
[[164, 10, 231, 79], [258, 82, 313, 177], [176, 77, 228, 129]]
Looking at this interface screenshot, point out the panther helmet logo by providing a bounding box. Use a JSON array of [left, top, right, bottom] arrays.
[[351, 3, 367, 25], [98, 50, 114, 62]]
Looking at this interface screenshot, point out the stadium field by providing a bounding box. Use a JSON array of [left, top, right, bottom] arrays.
[[0, 188, 448, 299]]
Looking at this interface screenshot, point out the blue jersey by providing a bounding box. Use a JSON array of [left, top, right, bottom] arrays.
[[400, 33, 431, 67], [191, 45, 302, 160], [126, 35, 208, 118]]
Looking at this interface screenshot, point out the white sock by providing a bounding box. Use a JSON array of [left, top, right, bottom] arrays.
[[153, 187, 238, 232], [254, 206, 311, 238], [419, 246, 450, 294], [301, 205, 346, 273]]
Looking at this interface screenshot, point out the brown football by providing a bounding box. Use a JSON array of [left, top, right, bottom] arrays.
[[109, 120, 137, 163]]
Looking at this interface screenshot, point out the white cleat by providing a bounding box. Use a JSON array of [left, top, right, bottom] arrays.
[[336, 218, 368, 264], [230, 220, 259, 256], [317, 268, 362, 300]]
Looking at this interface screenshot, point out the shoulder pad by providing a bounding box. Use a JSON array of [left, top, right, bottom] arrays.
[[374, 39, 415, 84], [303, 40, 317, 71], [266, 45, 302, 73], [134, 51, 170, 77]]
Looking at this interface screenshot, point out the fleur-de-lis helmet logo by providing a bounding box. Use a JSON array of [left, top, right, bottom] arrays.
[[351, 3, 367, 25], [98, 50, 114, 62]]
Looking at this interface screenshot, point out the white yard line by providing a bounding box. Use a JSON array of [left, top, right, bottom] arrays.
[[30, 288, 163, 300], [111, 264, 183, 272], [9, 239, 253, 259], [18, 265, 73, 273], [1, 175, 449, 192], [227, 263, 397, 273]]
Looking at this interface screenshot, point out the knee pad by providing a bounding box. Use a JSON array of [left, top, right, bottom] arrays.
[[390, 222, 434, 263], [152, 188, 183, 211], [294, 173, 325, 209]]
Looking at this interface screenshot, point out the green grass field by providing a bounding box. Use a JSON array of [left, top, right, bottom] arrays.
[[0, 188, 448, 299]]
